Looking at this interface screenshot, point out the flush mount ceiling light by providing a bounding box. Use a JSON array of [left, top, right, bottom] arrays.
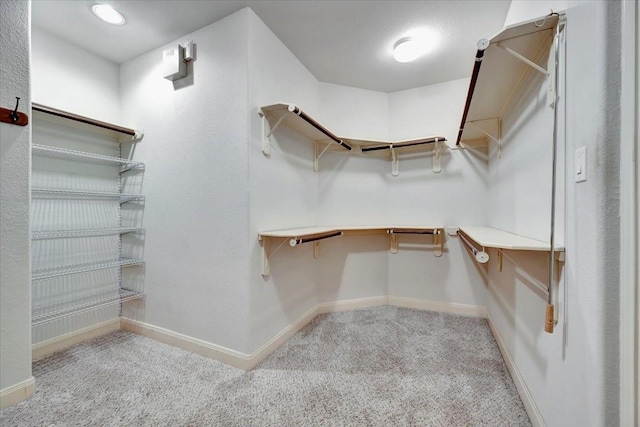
[[393, 36, 433, 63], [91, 4, 126, 25]]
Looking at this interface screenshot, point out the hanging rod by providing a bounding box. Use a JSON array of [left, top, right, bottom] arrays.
[[457, 230, 489, 263], [288, 105, 352, 151], [32, 103, 137, 137], [289, 231, 343, 247], [361, 137, 444, 153], [456, 39, 489, 146], [388, 229, 438, 235]]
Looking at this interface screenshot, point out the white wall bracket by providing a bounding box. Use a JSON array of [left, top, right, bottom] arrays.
[[259, 236, 288, 277], [259, 109, 289, 156], [387, 229, 443, 257], [314, 141, 332, 172], [467, 118, 502, 158], [433, 141, 443, 173], [496, 43, 550, 77], [390, 146, 399, 176]]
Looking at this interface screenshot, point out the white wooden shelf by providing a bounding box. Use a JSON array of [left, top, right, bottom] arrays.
[[459, 226, 564, 251], [259, 225, 444, 276], [456, 14, 559, 152], [457, 226, 564, 266], [259, 103, 447, 175]]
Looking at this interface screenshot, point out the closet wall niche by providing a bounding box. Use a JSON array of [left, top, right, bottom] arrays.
[[30, 105, 145, 344]]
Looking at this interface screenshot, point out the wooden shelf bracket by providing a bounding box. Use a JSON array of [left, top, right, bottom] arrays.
[[387, 228, 443, 257], [496, 43, 550, 77]]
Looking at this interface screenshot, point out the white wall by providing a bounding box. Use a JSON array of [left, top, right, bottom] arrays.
[[31, 27, 121, 124], [315, 79, 488, 307], [246, 9, 321, 353], [120, 9, 253, 353], [486, 1, 621, 425], [0, 0, 32, 399]]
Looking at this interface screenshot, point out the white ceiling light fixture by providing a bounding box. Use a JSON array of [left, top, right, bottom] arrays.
[[393, 35, 435, 63], [91, 4, 126, 25]]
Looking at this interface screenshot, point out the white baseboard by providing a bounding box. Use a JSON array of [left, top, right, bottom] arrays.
[[120, 318, 253, 370], [388, 296, 488, 318], [487, 314, 544, 427], [317, 296, 388, 314], [32, 317, 121, 361], [0, 377, 34, 410], [123, 297, 486, 372]]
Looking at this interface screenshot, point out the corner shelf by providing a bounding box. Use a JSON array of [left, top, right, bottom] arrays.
[[32, 144, 144, 173], [259, 103, 447, 175], [456, 14, 559, 152], [258, 225, 444, 276]]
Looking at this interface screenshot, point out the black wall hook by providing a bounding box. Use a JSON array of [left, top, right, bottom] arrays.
[[9, 97, 21, 122], [0, 96, 29, 126]]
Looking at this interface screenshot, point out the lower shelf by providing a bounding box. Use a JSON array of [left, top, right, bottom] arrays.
[[32, 258, 144, 281], [32, 289, 144, 327], [258, 225, 444, 276]]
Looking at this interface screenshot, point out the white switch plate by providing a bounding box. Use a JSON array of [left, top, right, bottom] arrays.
[[575, 146, 587, 182]]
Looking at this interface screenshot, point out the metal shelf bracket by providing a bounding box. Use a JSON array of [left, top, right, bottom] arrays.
[[390, 146, 399, 176], [314, 141, 332, 172], [433, 141, 443, 173], [259, 109, 289, 156], [496, 43, 550, 77]]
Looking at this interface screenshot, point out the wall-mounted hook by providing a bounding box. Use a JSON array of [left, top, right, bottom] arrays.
[[1, 96, 29, 126], [10, 97, 21, 122]]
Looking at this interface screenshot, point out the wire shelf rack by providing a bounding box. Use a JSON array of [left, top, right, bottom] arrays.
[[31, 188, 145, 203], [32, 227, 145, 240], [32, 289, 144, 326], [32, 258, 144, 281], [32, 144, 145, 172]]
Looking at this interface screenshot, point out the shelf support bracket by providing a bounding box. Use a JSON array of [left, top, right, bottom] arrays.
[[389, 232, 399, 254], [433, 140, 442, 173], [314, 141, 332, 172], [259, 109, 289, 156], [498, 249, 503, 272], [433, 230, 443, 257], [260, 237, 271, 277], [496, 43, 550, 77], [468, 119, 502, 158], [314, 241, 320, 258], [390, 146, 399, 176]]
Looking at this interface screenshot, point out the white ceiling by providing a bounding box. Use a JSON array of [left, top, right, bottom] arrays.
[[31, 0, 511, 93]]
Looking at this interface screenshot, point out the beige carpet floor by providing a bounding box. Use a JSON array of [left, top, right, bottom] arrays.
[[1, 306, 531, 426]]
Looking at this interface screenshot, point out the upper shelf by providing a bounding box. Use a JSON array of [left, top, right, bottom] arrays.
[[458, 226, 564, 252], [456, 14, 559, 148], [32, 103, 143, 141], [259, 103, 447, 174]]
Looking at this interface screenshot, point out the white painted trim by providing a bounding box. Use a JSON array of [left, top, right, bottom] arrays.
[[317, 296, 388, 314], [0, 377, 34, 410], [32, 318, 121, 361], [388, 295, 488, 318], [245, 304, 319, 370], [120, 318, 253, 370], [123, 297, 486, 371], [620, 1, 639, 425], [487, 314, 544, 427]]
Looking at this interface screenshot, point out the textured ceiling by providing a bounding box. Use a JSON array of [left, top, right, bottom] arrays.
[[31, 0, 511, 92]]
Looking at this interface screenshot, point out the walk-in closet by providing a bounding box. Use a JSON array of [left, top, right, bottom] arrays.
[[1, 1, 637, 426]]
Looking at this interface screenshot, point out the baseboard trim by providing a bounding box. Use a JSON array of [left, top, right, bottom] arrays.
[[120, 318, 253, 370], [0, 377, 35, 410], [388, 296, 488, 318], [317, 296, 388, 314], [123, 297, 486, 372], [487, 313, 544, 427], [32, 317, 121, 361]]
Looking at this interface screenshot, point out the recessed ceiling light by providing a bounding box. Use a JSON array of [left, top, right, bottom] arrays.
[[393, 36, 433, 63], [91, 4, 126, 25]]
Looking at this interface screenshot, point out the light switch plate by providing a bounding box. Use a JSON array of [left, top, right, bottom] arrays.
[[575, 146, 587, 182]]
